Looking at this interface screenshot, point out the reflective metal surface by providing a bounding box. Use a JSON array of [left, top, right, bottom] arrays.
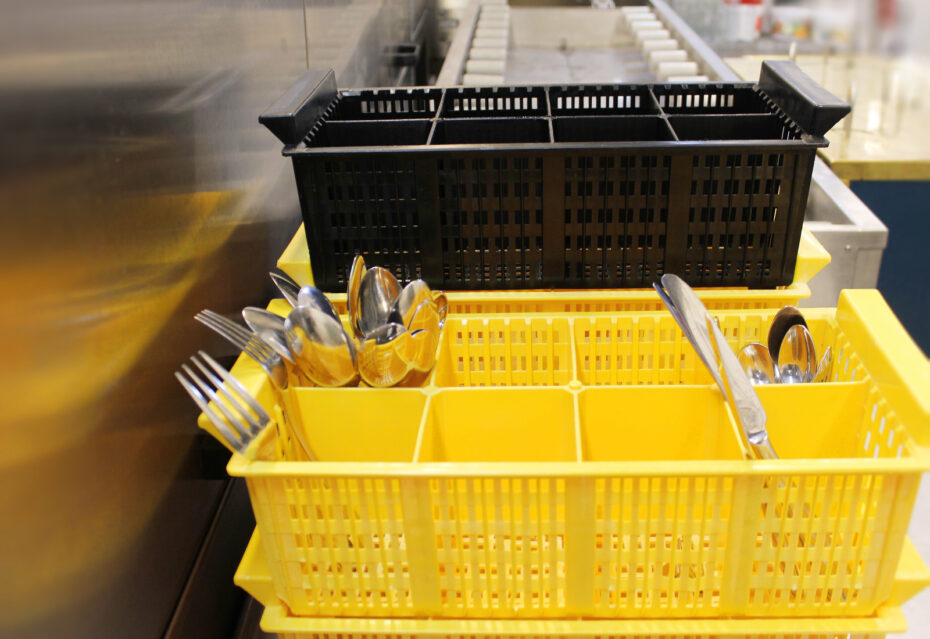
[[0, 1, 421, 637]]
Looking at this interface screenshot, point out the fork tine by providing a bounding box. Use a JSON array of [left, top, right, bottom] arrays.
[[195, 312, 249, 349], [189, 356, 266, 436], [200, 309, 262, 346], [181, 363, 254, 439], [196, 310, 275, 361], [175, 371, 245, 451], [196, 351, 271, 425]]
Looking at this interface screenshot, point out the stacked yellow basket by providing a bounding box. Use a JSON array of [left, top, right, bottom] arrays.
[[210, 225, 930, 638]]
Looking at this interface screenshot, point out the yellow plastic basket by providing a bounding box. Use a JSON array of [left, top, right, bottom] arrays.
[[208, 290, 930, 619], [234, 529, 930, 639], [275, 224, 831, 314]]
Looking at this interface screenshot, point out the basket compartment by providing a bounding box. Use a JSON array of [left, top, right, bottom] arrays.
[[653, 84, 772, 114], [307, 120, 431, 147], [440, 86, 548, 118], [416, 389, 577, 462], [288, 388, 424, 461], [578, 386, 744, 461], [430, 118, 551, 145], [552, 116, 675, 142], [433, 317, 573, 387], [327, 88, 443, 120], [669, 114, 800, 141], [549, 85, 658, 116]]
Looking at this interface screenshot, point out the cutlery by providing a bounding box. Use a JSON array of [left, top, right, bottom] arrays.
[[347, 254, 367, 339], [242, 307, 295, 364], [285, 305, 358, 387], [357, 266, 401, 337], [297, 285, 341, 322], [269, 271, 301, 307], [195, 309, 288, 388], [778, 323, 817, 384], [175, 351, 271, 457], [737, 342, 779, 386], [657, 274, 776, 459], [767, 306, 808, 364]]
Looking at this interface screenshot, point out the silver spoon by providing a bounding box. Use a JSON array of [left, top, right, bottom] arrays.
[[347, 254, 367, 340], [390, 279, 433, 329], [357, 322, 413, 387], [242, 307, 295, 364], [357, 266, 401, 337], [767, 306, 808, 364], [284, 305, 358, 387], [297, 285, 341, 322], [269, 272, 301, 307], [737, 343, 779, 385], [778, 324, 817, 384]]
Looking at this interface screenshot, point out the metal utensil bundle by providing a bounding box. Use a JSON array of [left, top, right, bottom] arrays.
[[736, 306, 832, 385], [197, 259, 446, 390]]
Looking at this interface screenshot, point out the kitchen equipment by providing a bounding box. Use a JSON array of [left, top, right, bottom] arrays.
[[195, 310, 288, 389], [347, 254, 367, 340], [778, 323, 817, 384], [357, 266, 402, 337], [737, 342, 779, 385], [175, 351, 269, 457], [285, 305, 359, 388], [261, 62, 849, 291], [767, 305, 808, 363], [269, 271, 301, 308], [241, 307, 295, 364]]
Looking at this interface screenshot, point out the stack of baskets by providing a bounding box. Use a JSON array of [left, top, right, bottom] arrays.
[[207, 65, 930, 637]]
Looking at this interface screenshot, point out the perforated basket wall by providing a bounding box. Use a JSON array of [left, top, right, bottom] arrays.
[[280, 81, 823, 292], [220, 292, 930, 620]]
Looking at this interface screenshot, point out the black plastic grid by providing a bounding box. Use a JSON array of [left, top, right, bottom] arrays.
[[285, 82, 821, 291]]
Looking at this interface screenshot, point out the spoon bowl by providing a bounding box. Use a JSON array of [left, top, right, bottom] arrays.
[[767, 306, 808, 364], [777, 323, 817, 384], [737, 343, 779, 386], [357, 266, 401, 337], [285, 305, 358, 387]]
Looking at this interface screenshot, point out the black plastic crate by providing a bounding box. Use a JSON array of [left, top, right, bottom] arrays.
[[261, 61, 849, 291]]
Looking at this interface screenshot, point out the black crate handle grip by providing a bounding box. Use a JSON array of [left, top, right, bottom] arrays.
[[259, 68, 338, 146], [758, 60, 850, 137]]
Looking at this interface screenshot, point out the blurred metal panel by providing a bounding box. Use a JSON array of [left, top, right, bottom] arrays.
[[0, 2, 309, 638]]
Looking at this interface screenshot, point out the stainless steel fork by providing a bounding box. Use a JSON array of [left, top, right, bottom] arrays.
[[175, 350, 271, 457], [195, 309, 288, 388]]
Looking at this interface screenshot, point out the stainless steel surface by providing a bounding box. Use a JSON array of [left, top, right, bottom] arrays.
[[242, 307, 295, 364], [1, 1, 423, 632], [737, 343, 779, 386], [195, 310, 288, 389], [357, 323, 416, 387], [777, 324, 817, 385], [357, 266, 402, 337], [392, 279, 433, 329], [176, 352, 270, 455], [285, 305, 359, 387], [270, 272, 301, 307], [347, 254, 367, 340], [657, 274, 728, 402], [298, 285, 341, 322], [802, 159, 888, 306], [710, 317, 777, 460], [649, 0, 735, 80], [767, 305, 808, 363]]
